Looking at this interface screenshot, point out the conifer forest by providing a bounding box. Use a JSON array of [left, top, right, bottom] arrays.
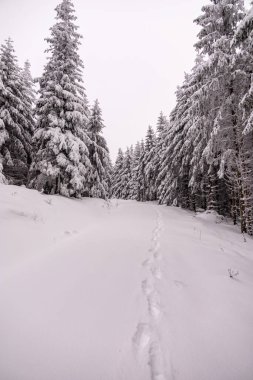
[[1, 1, 253, 379], [1, 0, 253, 235]]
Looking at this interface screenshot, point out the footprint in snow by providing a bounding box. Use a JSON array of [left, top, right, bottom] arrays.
[[143, 258, 153, 268], [64, 230, 78, 237], [132, 323, 151, 353], [174, 280, 187, 289], [154, 251, 162, 260], [151, 266, 162, 280], [148, 294, 161, 320], [142, 279, 153, 296], [149, 341, 167, 380]]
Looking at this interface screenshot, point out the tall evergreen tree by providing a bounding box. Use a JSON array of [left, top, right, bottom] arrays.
[[121, 147, 134, 199], [109, 0, 253, 236], [157, 74, 195, 208], [152, 112, 169, 200], [129, 141, 142, 200], [233, 6, 253, 234], [86, 99, 110, 199], [144, 126, 157, 201], [22, 60, 36, 107], [0, 39, 34, 185], [29, 0, 91, 197], [194, 0, 246, 229], [111, 148, 125, 198], [134, 140, 146, 201]]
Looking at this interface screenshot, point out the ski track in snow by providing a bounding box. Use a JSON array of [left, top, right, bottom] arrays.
[[133, 207, 172, 380]]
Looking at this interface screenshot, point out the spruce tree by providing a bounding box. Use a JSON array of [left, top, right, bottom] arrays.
[[129, 141, 142, 200], [144, 126, 157, 201], [233, 6, 253, 234], [111, 148, 124, 198], [0, 39, 34, 185], [29, 0, 91, 197], [194, 0, 246, 228], [22, 60, 36, 107], [152, 112, 169, 200], [86, 99, 110, 199], [121, 147, 133, 199], [157, 69, 202, 209], [157, 0, 247, 226], [135, 140, 146, 201]]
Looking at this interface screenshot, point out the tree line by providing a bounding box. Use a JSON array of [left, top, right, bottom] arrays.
[[0, 0, 111, 199], [1, 0, 253, 236], [111, 0, 253, 236]]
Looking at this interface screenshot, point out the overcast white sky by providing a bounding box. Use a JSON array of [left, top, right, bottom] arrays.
[[0, 0, 251, 160]]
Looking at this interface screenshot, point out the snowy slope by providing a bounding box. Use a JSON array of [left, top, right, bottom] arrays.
[[1, 184, 253, 380]]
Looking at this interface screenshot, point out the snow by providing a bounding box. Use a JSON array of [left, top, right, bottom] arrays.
[[235, 6, 253, 43], [1, 184, 253, 380]]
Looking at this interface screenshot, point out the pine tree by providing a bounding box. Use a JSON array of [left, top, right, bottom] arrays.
[[108, 0, 253, 236], [157, 0, 248, 228], [86, 99, 110, 199], [233, 6, 253, 234], [121, 147, 133, 199], [129, 141, 142, 200], [135, 140, 146, 201], [144, 126, 157, 201], [22, 60, 36, 107], [157, 70, 200, 208], [194, 0, 246, 229], [234, 4, 253, 45], [111, 148, 125, 198], [29, 0, 91, 197], [106, 156, 113, 198], [0, 39, 34, 185], [152, 112, 169, 200]]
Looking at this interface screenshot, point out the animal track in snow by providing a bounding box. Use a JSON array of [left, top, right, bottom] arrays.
[[174, 280, 187, 289], [132, 323, 151, 353], [151, 266, 162, 280], [64, 230, 78, 236], [133, 208, 169, 379], [9, 209, 43, 223], [147, 293, 161, 320], [142, 279, 153, 296], [143, 258, 153, 268], [149, 341, 167, 380], [154, 251, 162, 260]]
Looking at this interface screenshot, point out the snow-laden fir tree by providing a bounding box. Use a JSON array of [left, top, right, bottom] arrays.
[[106, 156, 113, 198], [233, 5, 253, 234], [143, 126, 157, 201], [158, 1, 245, 218], [86, 99, 110, 199], [29, 0, 91, 197], [111, 148, 125, 198], [158, 1, 245, 217], [22, 60, 36, 107], [110, 0, 253, 236], [171, 58, 220, 212], [0, 39, 34, 185], [157, 74, 196, 208], [150, 112, 169, 199], [194, 0, 246, 230], [234, 3, 253, 45], [120, 147, 134, 199], [128, 141, 142, 200], [134, 139, 146, 201]]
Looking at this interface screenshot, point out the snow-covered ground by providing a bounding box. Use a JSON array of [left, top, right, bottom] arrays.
[[1, 184, 253, 380]]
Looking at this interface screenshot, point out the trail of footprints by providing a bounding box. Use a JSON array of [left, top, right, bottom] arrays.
[[133, 209, 170, 380]]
